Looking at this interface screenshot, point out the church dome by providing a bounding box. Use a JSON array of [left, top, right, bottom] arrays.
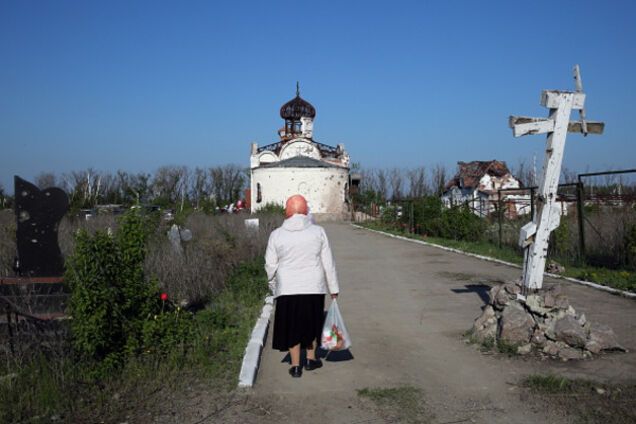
[[280, 84, 316, 120]]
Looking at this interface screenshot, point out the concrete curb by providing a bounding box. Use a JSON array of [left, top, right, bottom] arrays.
[[238, 295, 275, 388], [352, 224, 636, 300]]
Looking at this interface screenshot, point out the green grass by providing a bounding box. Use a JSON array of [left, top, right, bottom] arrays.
[[523, 374, 585, 394], [359, 222, 636, 293], [465, 330, 518, 355], [357, 385, 433, 423], [563, 265, 636, 292], [0, 259, 269, 423]]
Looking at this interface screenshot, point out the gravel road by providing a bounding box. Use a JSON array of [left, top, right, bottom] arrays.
[[224, 223, 636, 424]]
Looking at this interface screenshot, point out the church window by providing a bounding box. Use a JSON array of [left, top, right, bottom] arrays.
[[257, 183, 262, 203]]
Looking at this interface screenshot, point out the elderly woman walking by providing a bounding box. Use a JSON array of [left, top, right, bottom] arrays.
[[265, 194, 339, 378]]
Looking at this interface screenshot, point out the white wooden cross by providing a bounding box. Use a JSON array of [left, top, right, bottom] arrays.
[[509, 65, 604, 291]]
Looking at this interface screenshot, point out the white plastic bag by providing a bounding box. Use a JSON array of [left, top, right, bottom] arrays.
[[320, 300, 352, 351]]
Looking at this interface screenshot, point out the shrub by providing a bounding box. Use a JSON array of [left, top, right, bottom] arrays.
[[380, 204, 401, 225], [65, 209, 160, 371], [624, 223, 636, 268], [412, 196, 443, 236], [257, 202, 285, 216], [438, 204, 486, 242], [141, 305, 194, 355]]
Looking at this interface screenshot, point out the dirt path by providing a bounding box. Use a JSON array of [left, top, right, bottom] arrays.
[[223, 223, 636, 424]]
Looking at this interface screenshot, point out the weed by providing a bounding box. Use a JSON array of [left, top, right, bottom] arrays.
[[357, 385, 433, 424], [496, 339, 519, 356], [464, 330, 496, 352], [523, 374, 579, 393]]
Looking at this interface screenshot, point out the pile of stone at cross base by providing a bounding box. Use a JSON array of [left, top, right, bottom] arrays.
[[471, 281, 627, 360]]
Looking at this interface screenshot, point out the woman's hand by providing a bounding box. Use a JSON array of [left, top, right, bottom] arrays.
[[331, 293, 338, 300]]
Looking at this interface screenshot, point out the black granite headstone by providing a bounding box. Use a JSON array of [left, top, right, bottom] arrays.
[[14, 176, 69, 277]]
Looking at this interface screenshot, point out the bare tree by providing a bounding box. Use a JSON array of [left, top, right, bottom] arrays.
[[152, 166, 189, 204], [431, 164, 448, 196], [60, 169, 100, 208], [560, 166, 578, 184], [35, 172, 57, 189], [190, 167, 208, 209], [389, 168, 404, 200], [511, 158, 536, 188], [376, 169, 388, 201], [407, 167, 428, 198], [208, 165, 246, 205], [357, 168, 378, 195]]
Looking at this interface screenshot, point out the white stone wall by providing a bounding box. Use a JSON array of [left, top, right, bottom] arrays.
[[251, 167, 349, 215]]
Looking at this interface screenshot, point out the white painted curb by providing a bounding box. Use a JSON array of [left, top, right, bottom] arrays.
[[352, 224, 636, 300], [238, 295, 275, 388]]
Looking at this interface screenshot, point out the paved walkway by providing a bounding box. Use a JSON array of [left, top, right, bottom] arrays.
[[240, 223, 636, 423]]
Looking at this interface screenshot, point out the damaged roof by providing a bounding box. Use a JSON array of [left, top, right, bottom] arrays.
[[446, 160, 511, 190], [259, 156, 345, 169]]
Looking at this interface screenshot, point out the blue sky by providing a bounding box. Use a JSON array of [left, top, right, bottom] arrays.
[[1, 0, 635, 192]]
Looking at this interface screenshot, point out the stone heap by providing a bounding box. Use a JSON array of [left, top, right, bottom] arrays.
[[471, 282, 626, 360]]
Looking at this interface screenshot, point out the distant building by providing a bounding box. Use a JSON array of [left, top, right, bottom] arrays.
[[442, 160, 530, 217], [249, 85, 351, 219]]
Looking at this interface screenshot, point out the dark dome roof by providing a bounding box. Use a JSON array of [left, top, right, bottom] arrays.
[[280, 85, 316, 120]]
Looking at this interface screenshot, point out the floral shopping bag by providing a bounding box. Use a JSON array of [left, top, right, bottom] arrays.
[[320, 300, 352, 351]]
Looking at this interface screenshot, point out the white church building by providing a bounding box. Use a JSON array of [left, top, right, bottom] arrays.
[[249, 86, 351, 219]]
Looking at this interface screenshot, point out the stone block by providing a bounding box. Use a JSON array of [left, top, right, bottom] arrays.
[[588, 323, 625, 352], [558, 346, 584, 361], [499, 302, 534, 345], [543, 340, 560, 356], [554, 315, 587, 348], [517, 343, 533, 355], [472, 305, 497, 341]]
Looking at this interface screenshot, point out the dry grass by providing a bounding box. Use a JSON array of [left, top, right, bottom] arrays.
[[144, 212, 282, 307], [0, 210, 15, 277]]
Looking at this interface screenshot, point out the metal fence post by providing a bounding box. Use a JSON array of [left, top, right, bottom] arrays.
[[497, 190, 503, 249], [530, 187, 535, 220], [6, 306, 15, 355], [576, 180, 586, 261], [409, 200, 414, 234]]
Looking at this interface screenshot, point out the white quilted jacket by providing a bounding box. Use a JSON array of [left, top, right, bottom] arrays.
[[264, 214, 340, 297]]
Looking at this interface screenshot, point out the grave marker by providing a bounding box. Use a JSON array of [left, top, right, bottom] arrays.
[[14, 176, 69, 277], [509, 66, 604, 291]]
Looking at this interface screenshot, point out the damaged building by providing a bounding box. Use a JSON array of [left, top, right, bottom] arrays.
[[442, 160, 530, 217], [249, 86, 351, 219]]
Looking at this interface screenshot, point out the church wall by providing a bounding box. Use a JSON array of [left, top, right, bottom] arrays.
[[251, 167, 349, 215]]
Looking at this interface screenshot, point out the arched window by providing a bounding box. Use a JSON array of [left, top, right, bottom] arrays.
[[257, 183, 262, 203]]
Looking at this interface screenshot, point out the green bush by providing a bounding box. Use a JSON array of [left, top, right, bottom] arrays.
[[411, 196, 485, 242], [257, 202, 285, 216], [141, 306, 195, 355], [65, 209, 163, 372], [439, 204, 486, 241], [380, 204, 401, 225], [412, 196, 443, 235]]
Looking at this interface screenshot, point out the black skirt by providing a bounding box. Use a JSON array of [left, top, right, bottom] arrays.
[[272, 294, 325, 352]]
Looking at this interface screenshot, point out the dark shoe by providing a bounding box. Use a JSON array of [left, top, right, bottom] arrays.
[[289, 366, 302, 378], [305, 359, 323, 371]]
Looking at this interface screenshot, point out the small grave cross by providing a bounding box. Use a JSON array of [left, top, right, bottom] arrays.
[[509, 65, 604, 291]]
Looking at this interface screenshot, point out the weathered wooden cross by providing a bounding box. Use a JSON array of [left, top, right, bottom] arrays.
[[509, 65, 604, 291]]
